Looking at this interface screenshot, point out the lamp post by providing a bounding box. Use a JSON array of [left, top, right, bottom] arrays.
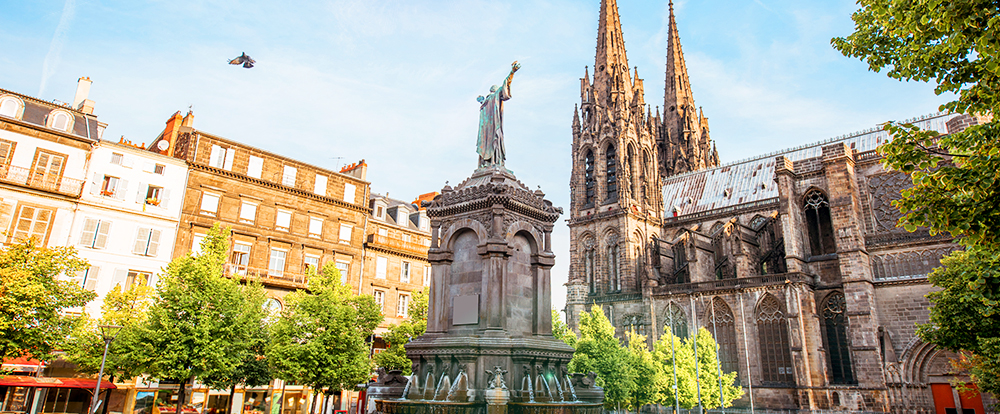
[[89, 325, 123, 414]]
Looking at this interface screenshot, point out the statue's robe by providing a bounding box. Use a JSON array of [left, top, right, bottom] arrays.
[[476, 81, 512, 166]]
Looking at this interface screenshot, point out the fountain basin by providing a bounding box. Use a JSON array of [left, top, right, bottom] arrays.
[[376, 400, 484, 414], [508, 402, 603, 414]]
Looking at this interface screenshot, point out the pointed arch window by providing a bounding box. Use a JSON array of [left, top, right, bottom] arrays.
[[804, 190, 836, 256], [672, 238, 690, 284], [584, 150, 595, 206], [641, 152, 650, 201], [756, 294, 794, 384], [584, 238, 596, 294], [627, 146, 636, 200], [622, 314, 645, 337], [823, 292, 856, 384], [634, 245, 644, 292], [665, 303, 689, 339], [606, 144, 617, 200], [607, 239, 620, 291], [709, 297, 740, 384]]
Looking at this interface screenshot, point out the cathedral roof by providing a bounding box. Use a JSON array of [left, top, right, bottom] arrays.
[[661, 112, 958, 217]]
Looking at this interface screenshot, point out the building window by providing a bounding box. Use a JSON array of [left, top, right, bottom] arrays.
[[144, 185, 164, 206], [209, 145, 234, 170], [400, 261, 411, 283], [627, 146, 636, 200], [247, 156, 263, 179], [397, 293, 410, 317], [374, 290, 385, 313], [200, 193, 220, 216], [313, 174, 328, 196], [664, 302, 688, 339], [0, 139, 15, 169], [375, 205, 385, 219], [47, 111, 72, 132], [756, 294, 794, 385], [125, 270, 152, 290], [230, 243, 252, 272], [78, 266, 99, 291], [275, 210, 292, 232], [339, 223, 353, 243], [377, 227, 388, 237], [709, 297, 740, 384], [282, 165, 297, 187], [584, 150, 595, 205], [804, 190, 836, 256], [110, 153, 124, 165], [191, 233, 206, 255], [375, 256, 387, 279], [823, 292, 856, 384], [153, 164, 165, 174], [268, 249, 287, 277], [32, 150, 66, 188], [583, 239, 596, 294], [423, 265, 431, 286], [607, 243, 620, 291], [336, 261, 350, 285], [308, 217, 323, 238], [304, 255, 320, 272], [344, 183, 356, 203], [132, 227, 161, 257], [12, 205, 53, 243], [605, 144, 617, 200], [0, 96, 24, 119], [673, 238, 690, 284], [239, 201, 258, 224], [100, 175, 121, 197], [622, 314, 645, 337], [79, 218, 111, 249]]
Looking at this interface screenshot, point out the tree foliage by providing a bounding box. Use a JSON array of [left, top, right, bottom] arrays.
[[833, 0, 1000, 393], [374, 289, 428, 374], [268, 262, 382, 393], [123, 224, 267, 414], [653, 328, 743, 410], [568, 306, 635, 409], [624, 331, 667, 411], [0, 240, 94, 360], [552, 309, 577, 348]]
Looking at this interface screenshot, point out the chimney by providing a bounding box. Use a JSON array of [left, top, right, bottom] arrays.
[[73, 77, 95, 114], [182, 110, 195, 127], [153, 111, 185, 157]]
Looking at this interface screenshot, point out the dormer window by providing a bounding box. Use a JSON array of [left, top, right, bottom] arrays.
[[0, 96, 24, 119], [375, 205, 385, 220], [47, 110, 73, 132], [396, 209, 409, 227]]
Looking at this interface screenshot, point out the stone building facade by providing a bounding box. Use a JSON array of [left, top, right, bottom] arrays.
[[148, 110, 370, 307], [565, 1, 995, 412]]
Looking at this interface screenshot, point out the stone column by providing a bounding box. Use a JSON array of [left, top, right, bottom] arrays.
[[774, 156, 807, 273], [427, 247, 452, 334], [481, 239, 510, 333], [534, 252, 555, 335]]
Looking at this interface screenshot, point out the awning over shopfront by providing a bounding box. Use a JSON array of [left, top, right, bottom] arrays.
[[0, 376, 117, 389]]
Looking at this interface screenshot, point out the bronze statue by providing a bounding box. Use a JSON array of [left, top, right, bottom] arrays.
[[477, 61, 521, 168]]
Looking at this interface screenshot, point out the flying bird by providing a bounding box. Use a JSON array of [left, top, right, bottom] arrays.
[[228, 53, 255, 68]]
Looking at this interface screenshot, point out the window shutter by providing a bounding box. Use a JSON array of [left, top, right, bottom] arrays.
[[223, 148, 235, 170], [84, 266, 99, 291], [79, 218, 98, 246], [146, 229, 161, 257], [112, 268, 128, 289], [123, 155, 134, 168], [136, 182, 146, 203], [90, 173, 102, 196], [160, 189, 170, 208], [210, 145, 222, 167], [247, 156, 263, 178], [95, 221, 111, 249], [344, 183, 356, 203], [133, 228, 151, 254], [116, 180, 129, 200]]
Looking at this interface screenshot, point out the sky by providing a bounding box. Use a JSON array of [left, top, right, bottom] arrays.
[[0, 0, 949, 316]]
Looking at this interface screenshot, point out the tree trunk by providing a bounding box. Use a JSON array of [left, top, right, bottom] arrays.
[[176, 376, 190, 414], [226, 384, 237, 414], [309, 391, 319, 414]]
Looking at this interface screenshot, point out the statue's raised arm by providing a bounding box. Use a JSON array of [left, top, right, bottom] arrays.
[[476, 61, 521, 168]]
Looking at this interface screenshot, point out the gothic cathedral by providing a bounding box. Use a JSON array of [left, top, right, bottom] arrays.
[[565, 0, 994, 412]]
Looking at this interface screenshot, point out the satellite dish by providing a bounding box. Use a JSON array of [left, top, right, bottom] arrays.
[[156, 140, 169, 151]]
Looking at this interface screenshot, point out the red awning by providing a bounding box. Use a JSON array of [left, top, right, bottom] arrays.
[[0, 376, 117, 389]]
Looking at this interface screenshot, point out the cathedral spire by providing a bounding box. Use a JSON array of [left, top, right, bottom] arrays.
[[664, 0, 695, 127], [593, 0, 633, 110]]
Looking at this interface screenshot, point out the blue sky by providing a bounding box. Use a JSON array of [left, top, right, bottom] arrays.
[[0, 0, 948, 314]]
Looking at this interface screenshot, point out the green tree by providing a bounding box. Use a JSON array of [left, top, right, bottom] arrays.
[[624, 331, 666, 412], [568, 305, 635, 409], [125, 224, 267, 414], [64, 279, 155, 414], [374, 289, 428, 374], [653, 328, 742, 410], [268, 262, 382, 406], [552, 309, 577, 348], [833, 0, 1000, 393], [0, 239, 94, 360]]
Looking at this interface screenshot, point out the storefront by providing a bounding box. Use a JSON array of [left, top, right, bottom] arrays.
[[0, 375, 117, 414]]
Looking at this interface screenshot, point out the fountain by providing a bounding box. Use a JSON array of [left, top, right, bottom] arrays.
[[372, 165, 604, 414]]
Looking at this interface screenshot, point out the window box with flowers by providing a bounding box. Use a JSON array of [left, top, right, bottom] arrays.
[[145, 197, 161, 206]]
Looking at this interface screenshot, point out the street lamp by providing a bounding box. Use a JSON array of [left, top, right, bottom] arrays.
[[89, 325, 123, 414]]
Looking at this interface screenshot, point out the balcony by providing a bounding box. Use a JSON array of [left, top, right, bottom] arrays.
[[366, 233, 428, 257], [652, 272, 814, 295], [224, 263, 309, 289], [0, 165, 85, 197]]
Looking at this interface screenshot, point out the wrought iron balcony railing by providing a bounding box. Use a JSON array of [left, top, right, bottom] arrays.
[[0, 165, 85, 197]]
